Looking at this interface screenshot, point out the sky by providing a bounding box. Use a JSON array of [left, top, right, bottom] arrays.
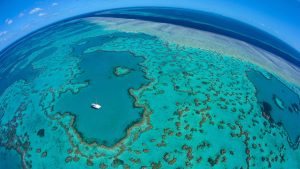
[[0, 0, 300, 52]]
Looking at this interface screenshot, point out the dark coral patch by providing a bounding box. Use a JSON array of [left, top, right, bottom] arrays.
[[260, 101, 274, 123], [37, 129, 45, 137]]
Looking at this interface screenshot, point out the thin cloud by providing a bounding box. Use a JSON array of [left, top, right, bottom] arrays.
[[52, 2, 58, 6], [5, 19, 13, 25], [0, 31, 8, 36], [0, 37, 7, 42], [38, 13, 46, 17], [29, 8, 43, 14], [18, 12, 25, 17], [21, 24, 31, 31]]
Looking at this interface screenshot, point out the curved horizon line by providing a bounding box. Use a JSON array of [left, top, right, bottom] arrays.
[[1, 6, 300, 67]]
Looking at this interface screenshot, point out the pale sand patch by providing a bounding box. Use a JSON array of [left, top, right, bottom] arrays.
[[84, 17, 300, 93]]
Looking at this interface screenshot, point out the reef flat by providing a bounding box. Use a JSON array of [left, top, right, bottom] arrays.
[[113, 66, 132, 77], [54, 49, 147, 147], [87, 17, 300, 91], [247, 70, 300, 147], [0, 14, 300, 169]]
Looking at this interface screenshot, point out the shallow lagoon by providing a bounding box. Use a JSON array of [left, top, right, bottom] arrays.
[[55, 51, 147, 146], [1, 8, 300, 169], [247, 70, 300, 145], [0, 147, 22, 169]]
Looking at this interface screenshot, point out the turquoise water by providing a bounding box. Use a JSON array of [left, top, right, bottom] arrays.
[[0, 147, 22, 169], [54, 51, 147, 146], [0, 12, 300, 168], [247, 70, 300, 145]]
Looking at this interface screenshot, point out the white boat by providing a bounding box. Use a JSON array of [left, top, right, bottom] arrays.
[[91, 103, 101, 109]]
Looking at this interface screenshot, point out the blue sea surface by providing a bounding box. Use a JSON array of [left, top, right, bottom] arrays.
[[55, 50, 147, 146], [90, 7, 300, 67], [1, 7, 300, 168], [0, 147, 22, 169], [247, 70, 300, 145]]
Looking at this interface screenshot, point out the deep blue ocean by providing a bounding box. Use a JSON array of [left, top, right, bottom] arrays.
[[1, 7, 299, 68], [90, 7, 300, 67]]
